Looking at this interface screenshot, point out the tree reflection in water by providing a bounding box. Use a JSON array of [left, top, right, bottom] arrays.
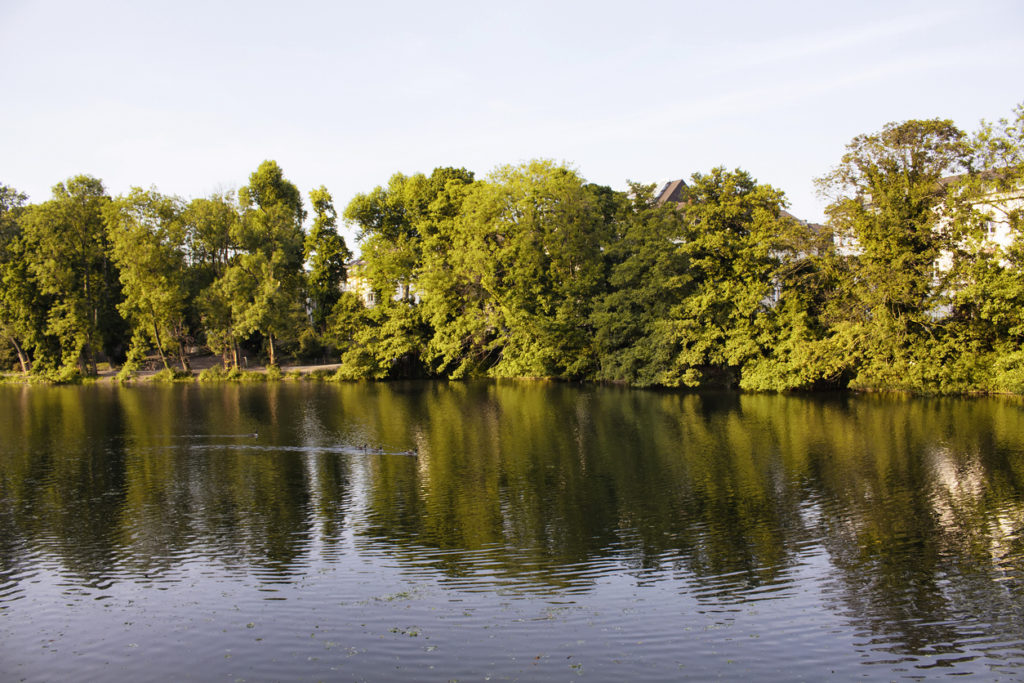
[[0, 382, 1022, 675]]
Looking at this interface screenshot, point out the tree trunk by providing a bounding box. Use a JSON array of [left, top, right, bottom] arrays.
[[177, 342, 191, 373], [152, 321, 170, 370], [5, 335, 30, 374], [80, 341, 97, 376], [85, 273, 98, 376], [268, 333, 276, 367], [16, 348, 30, 374]]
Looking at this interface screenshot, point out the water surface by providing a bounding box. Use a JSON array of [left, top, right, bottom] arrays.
[[1, 382, 1022, 680]]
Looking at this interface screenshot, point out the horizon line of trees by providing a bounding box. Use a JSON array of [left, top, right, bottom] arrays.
[[2, 103, 1023, 393]]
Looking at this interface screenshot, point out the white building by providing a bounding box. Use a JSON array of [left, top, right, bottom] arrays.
[[832, 173, 1023, 266], [342, 259, 420, 308]]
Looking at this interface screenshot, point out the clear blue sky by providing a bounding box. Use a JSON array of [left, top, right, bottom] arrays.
[[2, 0, 1022, 240]]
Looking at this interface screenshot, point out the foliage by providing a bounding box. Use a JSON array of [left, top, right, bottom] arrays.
[[810, 119, 979, 391], [148, 367, 194, 383], [0, 183, 45, 374], [305, 186, 351, 332], [594, 169, 807, 389], [5, 102, 1024, 394], [591, 182, 686, 384], [419, 160, 612, 379], [817, 119, 969, 315], [19, 176, 124, 375], [197, 365, 227, 382], [105, 188, 193, 371]]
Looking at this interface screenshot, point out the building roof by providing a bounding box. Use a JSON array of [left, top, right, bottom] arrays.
[[655, 179, 687, 206], [655, 177, 824, 230]]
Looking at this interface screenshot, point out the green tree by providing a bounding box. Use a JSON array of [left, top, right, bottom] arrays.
[[180, 193, 242, 364], [334, 302, 432, 379], [105, 188, 192, 372], [591, 182, 685, 385], [341, 167, 476, 377], [734, 214, 843, 391], [181, 193, 239, 283], [814, 119, 973, 391], [231, 249, 307, 367], [657, 168, 792, 388], [346, 170, 447, 304], [422, 160, 612, 379], [304, 186, 351, 333], [220, 160, 308, 367], [199, 270, 243, 368], [20, 176, 123, 376], [818, 119, 970, 315], [944, 104, 1024, 391], [0, 184, 47, 373]]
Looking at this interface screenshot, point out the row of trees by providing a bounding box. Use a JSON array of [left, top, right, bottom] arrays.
[[2, 105, 1023, 392], [0, 161, 350, 380]]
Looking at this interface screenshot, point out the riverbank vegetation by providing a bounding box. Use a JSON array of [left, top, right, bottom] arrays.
[[2, 105, 1023, 393]]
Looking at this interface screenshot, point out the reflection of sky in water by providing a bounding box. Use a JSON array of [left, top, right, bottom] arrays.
[[0, 384, 1022, 680]]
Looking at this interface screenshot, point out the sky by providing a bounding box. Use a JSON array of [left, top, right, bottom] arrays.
[[2, 0, 1022, 244]]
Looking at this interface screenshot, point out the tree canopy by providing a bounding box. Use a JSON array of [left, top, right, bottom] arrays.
[[3, 103, 1024, 395]]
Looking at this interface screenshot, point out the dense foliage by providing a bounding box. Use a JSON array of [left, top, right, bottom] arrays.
[[2, 105, 1024, 393]]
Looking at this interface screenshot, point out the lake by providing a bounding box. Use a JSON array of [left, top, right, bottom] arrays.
[[1, 381, 1022, 681]]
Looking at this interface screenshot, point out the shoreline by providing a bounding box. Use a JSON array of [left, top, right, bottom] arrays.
[[2, 363, 1022, 398], [0, 356, 343, 384]]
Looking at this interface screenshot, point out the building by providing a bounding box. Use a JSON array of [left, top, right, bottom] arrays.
[[830, 173, 1023, 264], [343, 259, 377, 307], [342, 259, 420, 308]]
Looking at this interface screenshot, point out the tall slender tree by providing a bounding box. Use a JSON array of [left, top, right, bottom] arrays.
[[304, 186, 351, 333], [230, 160, 307, 366]]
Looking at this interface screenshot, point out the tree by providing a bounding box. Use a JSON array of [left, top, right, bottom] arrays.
[[0, 184, 47, 373], [656, 168, 792, 388], [343, 167, 476, 377], [183, 194, 244, 367], [817, 119, 970, 315], [591, 182, 685, 385], [20, 176, 123, 376], [334, 302, 432, 379], [105, 188, 192, 372], [422, 160, 612, 379], [222, 160, 308, 367], [944, 103, 1024, 391], [181, 193, 239, 283], [304, 186, 351, 333], [814, 119, 973, 391], [735, 214, 844, 391]]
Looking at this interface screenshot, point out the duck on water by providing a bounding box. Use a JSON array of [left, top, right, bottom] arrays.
[[358, 444, 418, 457]]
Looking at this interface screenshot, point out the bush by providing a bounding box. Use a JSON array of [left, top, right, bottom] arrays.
[[197, 365, 227, 382], [50, 365, 83, 385], [306, 369, 334, 381], [150, 367, 193, 382], [297, 329, 326, 361], [992, 349, 1024, 394]]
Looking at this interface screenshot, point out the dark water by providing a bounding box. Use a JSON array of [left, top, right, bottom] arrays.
[[0, 382, 1022, 681]]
